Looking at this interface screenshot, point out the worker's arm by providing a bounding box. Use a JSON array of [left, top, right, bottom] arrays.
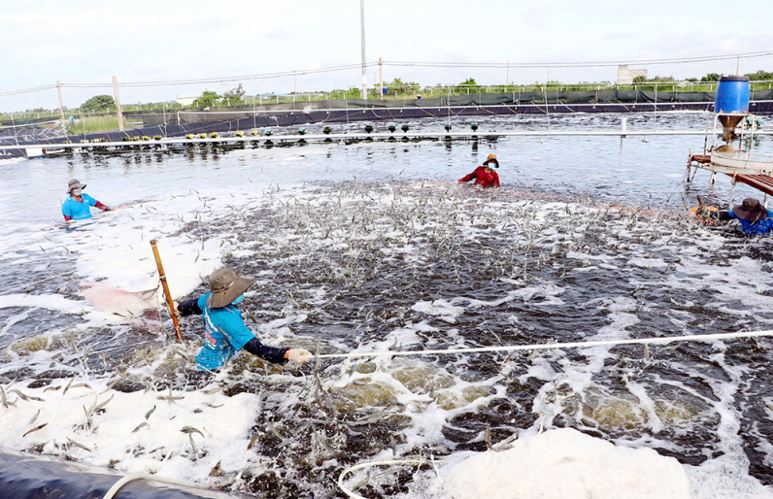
[[494, 173, 500, 188], [83, 193, 110, 211], [458, 169, 478, 183], [243, 337, 290, 365], [177, 297, 203, 317]]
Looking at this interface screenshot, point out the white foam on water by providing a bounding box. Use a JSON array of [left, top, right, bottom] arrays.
[[411, 299, 465, 324], [1, 166, 771, 496], [685, 454, 773, 499], [0, 294, 86, 314], [0, 378, 261, 486], [437, 428, 691, 499]]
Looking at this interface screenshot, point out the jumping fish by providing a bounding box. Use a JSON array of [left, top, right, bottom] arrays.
[[131, 422, 149, 433], [157, 388, 184, 403], [203, 402, 224, 409], [9, 389, 44, 402], [89, 393, 114, 414], [145, 405, 156, 421], [23, 423, 48, 437], [28, 408, 41, 425], [62, 378, 74, 395], [180, 426, 204, 438], [0, 387, 13, 408], [247, 432, 260, 450], [67, 437, 92, 452]]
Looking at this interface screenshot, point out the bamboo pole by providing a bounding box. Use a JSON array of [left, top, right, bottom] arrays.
[[150, 239, 183, 341]]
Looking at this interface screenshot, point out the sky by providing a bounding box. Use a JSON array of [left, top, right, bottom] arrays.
[[2, 0, 773, 112]]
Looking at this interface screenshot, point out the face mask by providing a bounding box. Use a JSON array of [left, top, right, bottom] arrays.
[[71, 188, 82, 196], [231, 294, 245, 306]]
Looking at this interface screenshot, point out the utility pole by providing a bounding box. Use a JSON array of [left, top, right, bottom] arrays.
[[55, 80, 66, 127], [112, 75, 125, 132], [360, 0, 367, 100], [379, 56, 384, 100]]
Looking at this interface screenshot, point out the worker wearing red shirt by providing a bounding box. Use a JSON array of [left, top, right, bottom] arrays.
[[458, 153, 500, 188]]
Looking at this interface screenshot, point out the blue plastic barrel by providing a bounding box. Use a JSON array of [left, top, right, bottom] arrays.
[[714, 76, 750, 114]]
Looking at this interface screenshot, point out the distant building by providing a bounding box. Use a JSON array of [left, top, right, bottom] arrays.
[[175, 96, 197, 106], [617, 65, 648, 84]]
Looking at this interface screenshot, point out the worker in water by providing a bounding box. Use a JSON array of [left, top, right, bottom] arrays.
[[178, 267, 313, 371], [458, 153, 500, 188], [61, 179, 111, 221], [726, 197, 773, 235]]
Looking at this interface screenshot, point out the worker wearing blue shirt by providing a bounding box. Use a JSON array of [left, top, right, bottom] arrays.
[[728, 197, 773, 235], [178, 267, 312, 371], [61, 179, 110, 221]]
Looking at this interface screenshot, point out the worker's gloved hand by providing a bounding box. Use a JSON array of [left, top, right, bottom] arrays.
[[718, 209, 731, 221], [103, 206, 112, 211], [285, 348, 313, 364]]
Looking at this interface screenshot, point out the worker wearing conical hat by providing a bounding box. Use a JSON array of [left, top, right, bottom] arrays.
[[178, 267, 312, 371], [61, 179, 111, 221], [727, 197, 773, 235], [458, 153, 500, 188]]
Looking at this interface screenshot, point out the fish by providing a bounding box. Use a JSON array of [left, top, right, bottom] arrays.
[[67, 437, 92, 452], [43, 386, 61, 393], [144, 405, 156, 420], [81, 405, 93, 427], [0, 387, 13, 408], [62, 377, 74, 395], [92, 393, 114, 413], [247, 432, 260, 450], [188, 434, 199, 459], [28, 409, 41, 425], [157, 387, 184, 403], [131, 422, 149, 433], [23, 423, 48, 437], [203, 402, 224, 409], [180, 426, 204, 438]]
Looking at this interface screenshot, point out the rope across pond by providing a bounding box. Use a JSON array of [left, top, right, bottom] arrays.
[[313, 329, 773, 360]]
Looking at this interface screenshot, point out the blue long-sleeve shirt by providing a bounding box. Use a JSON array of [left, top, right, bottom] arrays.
[[62, 193, 97, 220], [728, 208, 773, 235], [179, 293, 288, 371]]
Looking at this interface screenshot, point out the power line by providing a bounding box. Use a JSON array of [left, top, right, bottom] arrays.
[[61, 63, 377, 89], [384, 50, 773, 69], [0, 84, 56, 97], [2, 49, 772, 97]]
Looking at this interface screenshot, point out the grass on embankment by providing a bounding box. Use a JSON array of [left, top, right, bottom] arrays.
[[67, 116, 125, 135]]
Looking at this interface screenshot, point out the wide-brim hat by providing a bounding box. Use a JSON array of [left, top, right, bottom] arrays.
[[733, 197, 767, 223], [67, 179, 86, 193], [206, 267, 256, 309], [483, 153, 499, 168]]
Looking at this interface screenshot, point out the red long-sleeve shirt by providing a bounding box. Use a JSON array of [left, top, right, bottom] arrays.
[[458, 166, 500, 188]]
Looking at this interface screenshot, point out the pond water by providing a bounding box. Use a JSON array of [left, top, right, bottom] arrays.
[[0, 112, 771, 498]]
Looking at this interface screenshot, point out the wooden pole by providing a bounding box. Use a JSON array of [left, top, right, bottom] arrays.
[[150, 239, 182, 341]]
